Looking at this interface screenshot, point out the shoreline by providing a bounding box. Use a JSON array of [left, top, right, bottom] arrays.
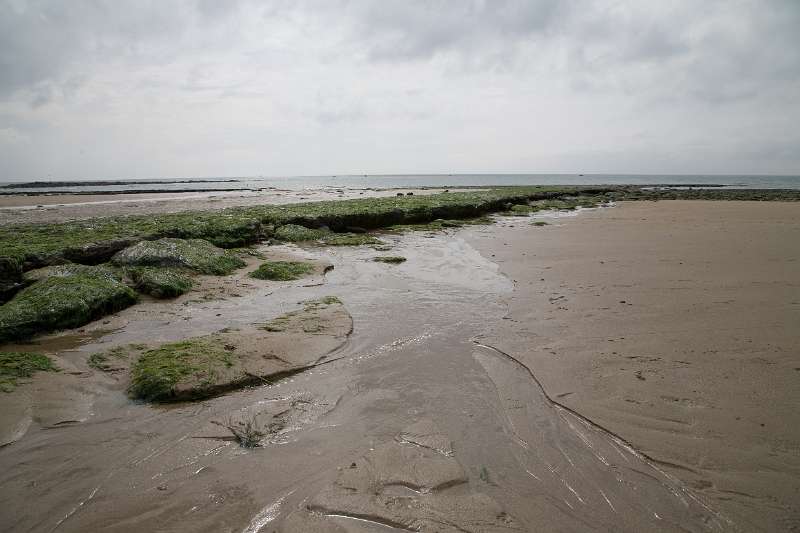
[[0, 191, 798, 531]]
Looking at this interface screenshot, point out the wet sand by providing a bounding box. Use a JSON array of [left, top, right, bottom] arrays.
[[0, 200, 797, 531], [468, 201, 800, 531], [0, 188, 462, 225]]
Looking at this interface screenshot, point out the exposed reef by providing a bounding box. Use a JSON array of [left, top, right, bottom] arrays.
[[0, 266, 137, 342], [124, 297, 351, 402]]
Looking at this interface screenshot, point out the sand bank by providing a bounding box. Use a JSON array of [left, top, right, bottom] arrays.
[[468, 201, 800, 530]]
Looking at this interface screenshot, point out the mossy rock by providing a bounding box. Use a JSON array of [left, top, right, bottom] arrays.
[[129, 296, 351, 401], [0, 256, 23, 302], [129, 337, 237, 401], [321, 233, 381, 246], [0, 267, 138, 342], [128, 267, 193, 298], [507, 204, 540, 216], [390, 217, 492, 233], [0, 187, 626, 270], [250, 261, 314, 281], [0, 352, 57, 392], [111, 238, 245, 275], [274, 224, 330, 242], [373, 256, 406, 264], [23, 263, 119, 283]]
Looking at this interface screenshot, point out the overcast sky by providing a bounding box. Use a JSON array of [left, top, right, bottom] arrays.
[[1, 0, 798, 181]]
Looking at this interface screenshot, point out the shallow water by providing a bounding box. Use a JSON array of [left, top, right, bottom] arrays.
[[0, 223, 728, 532], [2, 172, 800, 193]]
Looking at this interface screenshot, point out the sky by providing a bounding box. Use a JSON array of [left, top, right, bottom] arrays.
[[1, 0, 799, 181]]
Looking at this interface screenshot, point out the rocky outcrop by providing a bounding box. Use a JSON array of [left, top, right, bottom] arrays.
[[111, 238, 245, 275]]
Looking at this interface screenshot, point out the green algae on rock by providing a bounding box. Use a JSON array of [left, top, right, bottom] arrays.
[[111, 238, 245, 275], [0, 267, 137, 343], [390, 216, 494, 233], [321, 233, 381, 246], [373, 256, 407, 264], [0, 187, 618, 274], [129, 296, 352, 402], [0, 352, 57, 392], [250, 261, 315, 281], [129, 336, 237, 401], [127, 267, 193, 298], [23, 263, 119, 283], [274, 224, 329, 242], [506, 204, 541, 216]]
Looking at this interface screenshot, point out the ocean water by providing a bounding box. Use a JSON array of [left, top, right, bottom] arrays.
[[1, 174, 799, 193]]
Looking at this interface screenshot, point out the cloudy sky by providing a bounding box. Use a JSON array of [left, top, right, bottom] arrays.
[[1, 0, 798, 181]]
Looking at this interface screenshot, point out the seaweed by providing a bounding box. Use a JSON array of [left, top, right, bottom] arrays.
[[129, 336, 236, 401], [373, 256, 407, 264], [0, 269, 137, 342], [273, 224, 329, 242], [127, 267, 193, 298], [250, 261, 315, 281], [1, 186, 618, 272], [321, 233, 381, 246], [112, 238, 245, 275], [0, 352, 57, 392]]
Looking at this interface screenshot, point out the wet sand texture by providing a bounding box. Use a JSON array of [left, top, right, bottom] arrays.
[[0, 201, 797, 532], [469, 201, 800, 531]]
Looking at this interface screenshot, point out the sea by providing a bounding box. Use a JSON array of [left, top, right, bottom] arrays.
[[1, 174, 799, 194]]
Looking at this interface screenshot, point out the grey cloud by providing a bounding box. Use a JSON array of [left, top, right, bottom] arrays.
[[0, 0, 798, 179], [339, 0, 562, 61]]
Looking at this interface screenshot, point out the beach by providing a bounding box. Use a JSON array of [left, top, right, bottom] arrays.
[[0, 192, 798, 531], [469, 201, 800, 531]]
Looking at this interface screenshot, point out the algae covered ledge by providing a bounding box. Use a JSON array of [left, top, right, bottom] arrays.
[[2, 185, 798, 343]]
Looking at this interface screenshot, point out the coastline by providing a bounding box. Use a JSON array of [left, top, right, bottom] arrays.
[[0, 190, 798, 531]]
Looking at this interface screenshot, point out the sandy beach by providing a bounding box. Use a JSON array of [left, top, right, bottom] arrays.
[[0, 196, 798, 531], [469, 201, 800, 530]]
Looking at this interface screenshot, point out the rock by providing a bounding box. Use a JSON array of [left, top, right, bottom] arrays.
[[127, 267, 193, 298], [23, 264, 119, 283], [0, 266, 137, 343], [0, 281, 23, 304], [63, 239, 139, 265], [344, 226, 368, 234], [273, 224, 329, 242], [129, 297, 352, 402], [111, 238, 245, 275]]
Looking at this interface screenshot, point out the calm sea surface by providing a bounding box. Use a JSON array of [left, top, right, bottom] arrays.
[[1, 174, 799, 193]]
